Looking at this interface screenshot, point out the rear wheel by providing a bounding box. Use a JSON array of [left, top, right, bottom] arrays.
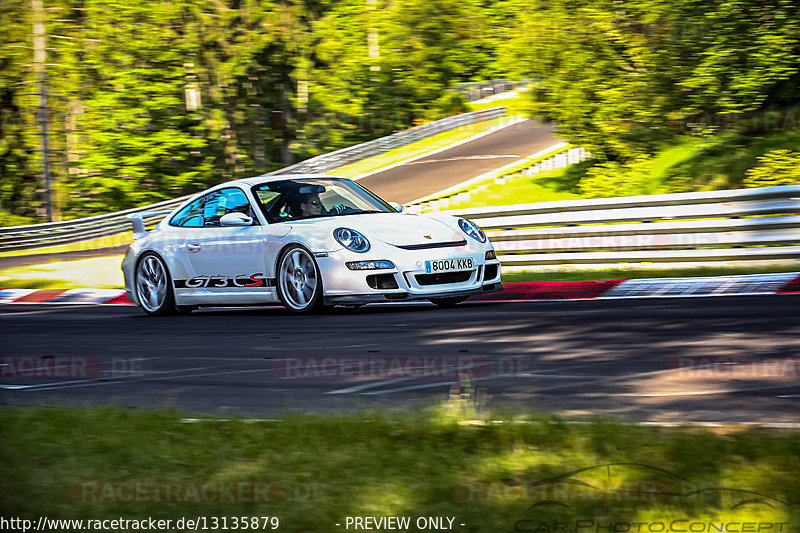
[[429, 296, 469, 308], [134, 252, 176, 316], [276, 245, 323, 314]]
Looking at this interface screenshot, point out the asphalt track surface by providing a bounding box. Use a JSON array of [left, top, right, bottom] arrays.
[[357, 119, 560, 203], [2, 295, 799, 423]]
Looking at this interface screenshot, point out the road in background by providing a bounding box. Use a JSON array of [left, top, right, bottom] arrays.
[[356, 119, 560, 203], [0, 244, 128, 270], [1, 119, 558, 267], [2, 295, 798, 423]]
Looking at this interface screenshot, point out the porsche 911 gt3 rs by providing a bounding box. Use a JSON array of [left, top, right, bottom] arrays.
[[121, 174, 502, 315]]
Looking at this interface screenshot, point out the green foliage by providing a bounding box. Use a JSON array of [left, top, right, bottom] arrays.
[[743, 149, 800, 188], [579, 155, 657, 198], [1, 0, 504, 222], [0, 0, 40, 220], [0, 208, 35, 227], [432, 91, 468, 117], [66, 1, 211, 211], [4, 0, 798, 222], [661, 131, 800, 192], [307, 0, 499, 149], [500, 0, 800, 161]]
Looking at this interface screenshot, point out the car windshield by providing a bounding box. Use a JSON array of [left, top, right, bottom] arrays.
[[252, 178, 394, 223]]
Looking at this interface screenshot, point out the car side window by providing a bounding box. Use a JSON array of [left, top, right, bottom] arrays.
[[169, 188, 256, 228], [170, 197, 206, 227], [202, 188, 254, 227]]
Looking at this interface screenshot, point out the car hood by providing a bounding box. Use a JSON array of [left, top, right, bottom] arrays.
[[289, 213, 464, 248]]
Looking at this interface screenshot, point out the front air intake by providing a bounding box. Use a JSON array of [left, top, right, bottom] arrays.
[[367, 274, 399, 290], [414, 270, 472, 286]]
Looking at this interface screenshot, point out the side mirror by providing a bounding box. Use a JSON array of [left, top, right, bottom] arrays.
[[219, 212, 254, 227], [388, 201, 404, 213]]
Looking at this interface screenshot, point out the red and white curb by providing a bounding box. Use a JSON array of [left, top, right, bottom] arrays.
[[479, 272, 800, 302], [1, 272, 799, 306], [0, 288, 132, 305]]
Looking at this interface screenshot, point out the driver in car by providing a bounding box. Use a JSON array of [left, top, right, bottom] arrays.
[[298, 192, 324, 217], [297, 192, 346, 218]]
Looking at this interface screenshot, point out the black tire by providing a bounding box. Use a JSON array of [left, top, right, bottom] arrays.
[[429, 296, 469, 308], [276, 245, 324, 314], [134, 252, 177, 316]]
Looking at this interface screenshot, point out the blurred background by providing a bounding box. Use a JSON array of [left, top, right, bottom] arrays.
[[1, 0, 798, 222]]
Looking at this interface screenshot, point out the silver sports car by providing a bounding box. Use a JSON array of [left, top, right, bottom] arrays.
[[121, 174, 502, 315]]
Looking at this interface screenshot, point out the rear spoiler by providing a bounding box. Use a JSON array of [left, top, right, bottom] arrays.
[[127, 210, 173, 240]]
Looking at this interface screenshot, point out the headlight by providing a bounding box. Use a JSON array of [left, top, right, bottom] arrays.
[[485, 250, 496, 260], [334, 227, 370, 253], [458, 218, 487, 243], [346, 260, 394, 270]]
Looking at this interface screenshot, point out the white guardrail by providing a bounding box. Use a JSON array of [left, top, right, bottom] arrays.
[[443, 184, 800, 270], [3, 181, 799, 270], [0, 107, 507, 253], [1, 103, 798, 270]]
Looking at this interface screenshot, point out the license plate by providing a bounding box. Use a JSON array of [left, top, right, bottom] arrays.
[[425, 257, 474, 273]]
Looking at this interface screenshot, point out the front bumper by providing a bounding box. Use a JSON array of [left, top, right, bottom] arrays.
[[120, 247, 138, 306], [324, 282, 503, 305], [316, 243, 502, 305]]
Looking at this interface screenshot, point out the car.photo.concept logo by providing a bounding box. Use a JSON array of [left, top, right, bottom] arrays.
[[458, 463, 793, 533]]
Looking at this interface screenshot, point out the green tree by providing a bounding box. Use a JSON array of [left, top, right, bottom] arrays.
[[0, 0, 40, 224], [743, 149, 800, 188], [1, 0, 513, 221], [500, 0, 800, 161], [307, 0, 498, 149], [61, 1, 211, 213], [578, 155, 656, 198]]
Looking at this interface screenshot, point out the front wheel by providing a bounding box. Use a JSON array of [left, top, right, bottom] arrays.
[[429, 296, 469, 308], [276, 245, 324, 314], [134, 252, 176, 316]]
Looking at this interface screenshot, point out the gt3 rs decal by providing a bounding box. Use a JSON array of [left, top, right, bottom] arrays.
[[174, 274, 276, 288]]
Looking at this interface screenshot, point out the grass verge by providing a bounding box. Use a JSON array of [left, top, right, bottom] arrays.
[[0, 255, 125, 289], [1, 404, 798, 530], [453, 131, 800, 209], [0, 233, 133, 259], [436, 164, 583, 209], [662, 130, 800, 191]]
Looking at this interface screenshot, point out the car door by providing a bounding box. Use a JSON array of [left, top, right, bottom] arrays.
[[174, 187, 271, 305]]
